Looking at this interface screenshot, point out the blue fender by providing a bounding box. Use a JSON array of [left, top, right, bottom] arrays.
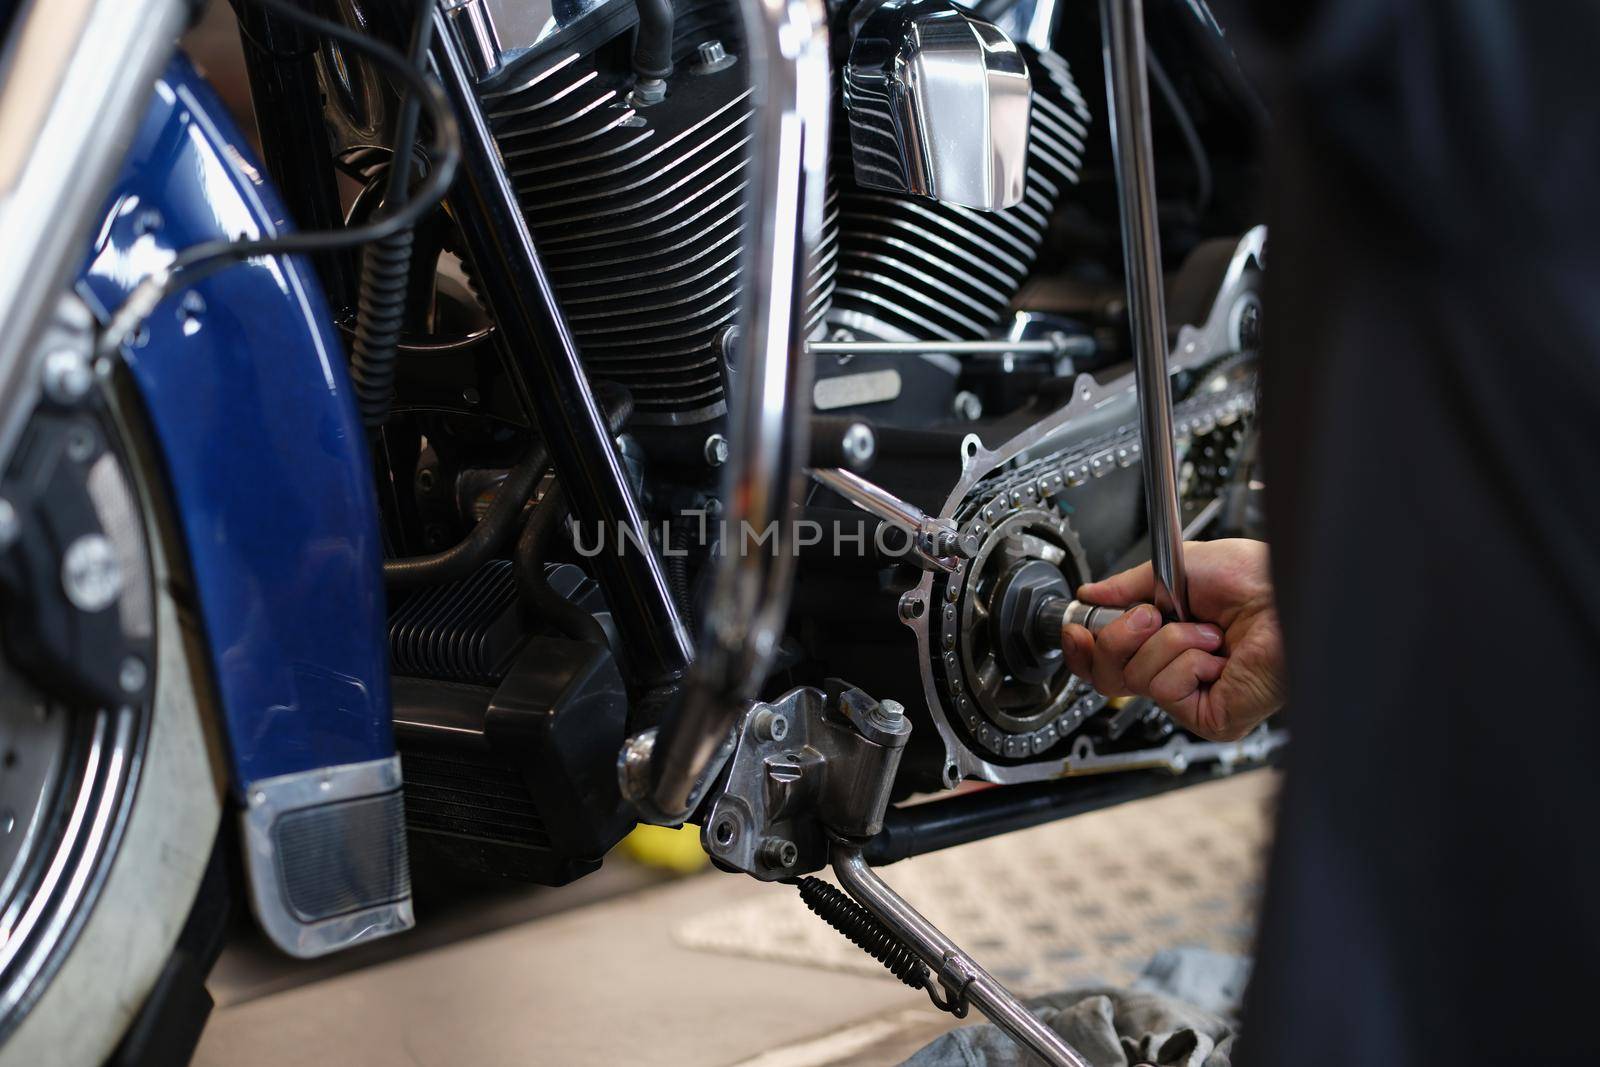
[[75, 56, 394, 796]]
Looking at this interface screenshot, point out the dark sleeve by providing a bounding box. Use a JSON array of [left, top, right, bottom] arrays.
[[1234, 3, 1600, 1064]]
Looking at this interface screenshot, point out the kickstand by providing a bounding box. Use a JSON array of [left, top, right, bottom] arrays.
[[831, 842, 1093, 1067]]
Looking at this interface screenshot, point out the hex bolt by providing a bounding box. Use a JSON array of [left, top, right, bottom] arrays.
[[61, 534, 122, 612], [704, 433, 730, 467], [876, 699, 905, 726], [698, 40, 725, 65], [760, 837, 799, 871], [0, 498, 18, 551], [118, 655, 148, 694], [841, 422, 876, 468], [41, 349, 93, 406], [751, 707, 789, 743], [630, 77, 666, 107]]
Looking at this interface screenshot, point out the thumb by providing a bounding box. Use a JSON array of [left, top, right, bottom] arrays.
[[1077, 560, 1154, 607]]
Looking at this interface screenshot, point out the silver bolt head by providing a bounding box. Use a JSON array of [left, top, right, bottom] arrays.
[[878, 699, 905, 721], [118, 655, 148, 693], [704, 433, 730, 467], [61, 534, 121, 612], [630, 77, 666, 107], [841, 422, 876, 468], [42, 349, 93, 406], [751, 707, 789, 742], [692, 39, 736, 73], [953, 390, 983, 421]]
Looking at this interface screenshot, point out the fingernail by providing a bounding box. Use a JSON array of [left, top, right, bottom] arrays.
[[1128, 605, 1158, 632], [1200, 625, 1223, 648]]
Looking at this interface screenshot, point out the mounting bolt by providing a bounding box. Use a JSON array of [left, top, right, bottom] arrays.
[[693, 39, 736, 74], [41, 349, 93, 406], [118, 655, 147, 694], [750, 707, 789, 742], [841, 422, 876, 468], [61, 533, 121, 612], [760, 837, 799, 871], [876, 699, 905, 725], [898, 592, 925, 621], [630, 77, 666, 107], [952, 390, 983, 421], [704, 433, 730, 467]]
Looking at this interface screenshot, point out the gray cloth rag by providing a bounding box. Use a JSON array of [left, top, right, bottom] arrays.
[[900, 948, 1249, 1067]]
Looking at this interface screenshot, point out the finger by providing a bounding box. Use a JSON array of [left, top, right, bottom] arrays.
[[1088, 603, 1162, 697], [1061, 623, 1094, 679], [1147, 648, 1227, 726], [1076, 560, 1154, 606], [1124, 622, 1224, 695]]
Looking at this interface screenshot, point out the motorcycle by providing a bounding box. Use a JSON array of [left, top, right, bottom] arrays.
[[0, 0, 1277, 1061]]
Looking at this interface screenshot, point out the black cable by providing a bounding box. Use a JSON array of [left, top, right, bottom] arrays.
[[511, 386, 634, 646], [1148, 50, 1212, 216], [631, 0, 675, 80], [383, 438, 550, 589], [348, 0, 436, 428], [98, 0, 461, 358], [514, 482, 611, 648]]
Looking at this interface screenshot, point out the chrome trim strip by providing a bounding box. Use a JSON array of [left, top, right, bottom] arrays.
[[240, 756, 414, 959]]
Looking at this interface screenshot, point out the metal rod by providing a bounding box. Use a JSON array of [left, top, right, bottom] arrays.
[[833, 844, 1091, 1067], [807, 337, 1092, 357], [431, 23, 693, 688], [1099, 0, 1189, 621], [809, 467, 968, 569], [810, 468, 930, 544], [636, 0, 833, 822]]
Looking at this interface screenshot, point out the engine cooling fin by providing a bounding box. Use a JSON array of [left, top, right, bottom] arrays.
[[828, 47, 1092, 342], [477, 4, 837, 425]]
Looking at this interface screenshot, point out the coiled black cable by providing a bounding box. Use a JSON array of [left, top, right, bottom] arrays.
[[348, 0, 435, 428], [797, 877, 932, 992]]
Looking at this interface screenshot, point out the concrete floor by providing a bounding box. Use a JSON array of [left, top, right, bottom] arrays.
[[195, 866, 928, 1067], [193, 772, 1276, 1066]]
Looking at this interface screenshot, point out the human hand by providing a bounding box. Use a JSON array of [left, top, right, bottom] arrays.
[[1060, 538, 1286, 741]]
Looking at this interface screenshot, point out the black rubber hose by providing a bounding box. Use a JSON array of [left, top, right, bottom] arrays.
[[383, 437, 550, 589], [514, 482, 611, 647], [348, 0, 435, 428], [511, 386, 634, 646], [631, 0, 675, 80]]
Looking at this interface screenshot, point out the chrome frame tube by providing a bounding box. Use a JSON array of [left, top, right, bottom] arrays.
[[1099, 0, 1189, 621], [0, 0, 189, 473], [808, 337, 1092, 358], [833, 843, 1091, 1067], [640, 0, 832, 821]]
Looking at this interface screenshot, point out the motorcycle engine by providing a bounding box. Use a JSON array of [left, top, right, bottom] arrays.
[[473, 0, 1090, 426], [382, 0, 1262, 830]]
